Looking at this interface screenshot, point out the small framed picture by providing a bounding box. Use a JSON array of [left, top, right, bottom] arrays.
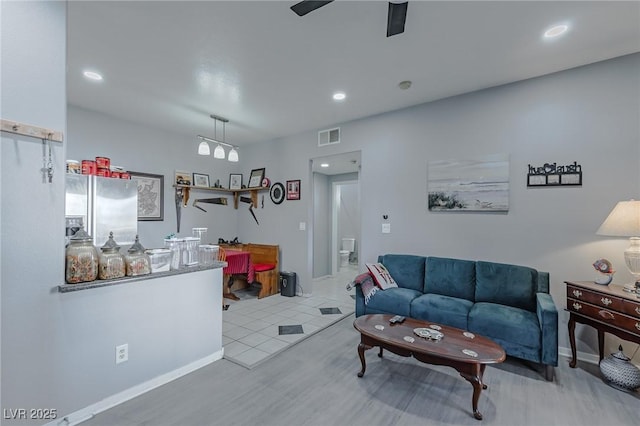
[[248, 168, 265, 188], [229, 173, 243, 190], [286, 179, 301, 200], [175, 170, 192, 186], [193, 173, 210, 188]]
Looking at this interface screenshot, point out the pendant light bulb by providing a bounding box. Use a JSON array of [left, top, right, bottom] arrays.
[[228, 148, 239, 162], [213, 144, 226, 159], [198, 140, 210, 156]]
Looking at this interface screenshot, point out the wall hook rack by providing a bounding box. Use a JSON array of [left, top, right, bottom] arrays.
[[1, 118, 63, 143]]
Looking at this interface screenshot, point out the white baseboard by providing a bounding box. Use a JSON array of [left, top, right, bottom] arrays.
[[558, 345, 600, 365], [48, 349, 224, 426]]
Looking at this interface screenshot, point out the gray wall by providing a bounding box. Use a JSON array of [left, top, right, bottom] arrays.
[[1, 3, 223, 424]]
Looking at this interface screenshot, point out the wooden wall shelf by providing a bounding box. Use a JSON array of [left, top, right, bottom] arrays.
[[173, 184, 269, 209]]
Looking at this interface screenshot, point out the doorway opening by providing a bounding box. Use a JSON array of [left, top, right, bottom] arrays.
[[310, 151, 361, 280]]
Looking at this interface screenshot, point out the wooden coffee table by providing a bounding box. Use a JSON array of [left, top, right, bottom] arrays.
[[353, 314, 506, 420]]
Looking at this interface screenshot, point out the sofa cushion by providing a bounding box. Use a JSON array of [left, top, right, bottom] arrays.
[[468, 302, 541, 350], [365, 287, 422, 317], [475, 261, 537, 312], [377, 254, 425, 292], [425, 257, 476, 301], [411, 293, 472, 330]]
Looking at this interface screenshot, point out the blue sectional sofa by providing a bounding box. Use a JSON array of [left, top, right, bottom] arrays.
[[355, 254, 558, 380]]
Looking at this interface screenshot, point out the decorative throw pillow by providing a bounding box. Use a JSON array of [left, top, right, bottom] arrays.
[[366, 263, 398, 290]]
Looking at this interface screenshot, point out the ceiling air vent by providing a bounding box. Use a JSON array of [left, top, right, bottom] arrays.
[[318, 127, 340, 147]]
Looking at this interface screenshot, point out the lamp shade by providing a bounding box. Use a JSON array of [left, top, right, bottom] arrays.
[[197, 141, 210, 156], [596, 200, 640, 236], [213, 144, 225, 159], [228, 148, 239, 162]]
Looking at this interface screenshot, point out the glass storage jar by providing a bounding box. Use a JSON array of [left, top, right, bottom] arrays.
[[65, 227, 99, 284], [98, 232, 126, 280], [125, 235, 151, 276], [164, 238, 184, 270]]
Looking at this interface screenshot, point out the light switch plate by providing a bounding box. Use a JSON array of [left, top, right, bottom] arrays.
[[299, 222, 306, 231], [382, 223, 391, 233]]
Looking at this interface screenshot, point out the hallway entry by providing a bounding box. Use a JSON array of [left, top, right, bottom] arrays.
[[310, 151, 361, 279]]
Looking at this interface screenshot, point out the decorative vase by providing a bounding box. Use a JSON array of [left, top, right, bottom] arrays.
[[599, 345, 640, 392]]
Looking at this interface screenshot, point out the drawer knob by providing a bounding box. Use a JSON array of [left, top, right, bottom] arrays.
[[636, 323, 640, 331], [572, 302, 582, 311], [635, 307, 640, 315], [572, 289, 582, 298], [601, 297, 612, 306], [598, 310, 615, 320]]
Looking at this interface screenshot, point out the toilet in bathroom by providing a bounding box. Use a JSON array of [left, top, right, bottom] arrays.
[[340, 238, 355, 269]]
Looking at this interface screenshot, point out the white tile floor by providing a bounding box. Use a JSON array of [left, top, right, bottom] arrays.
[[222, 264, 358, 368]]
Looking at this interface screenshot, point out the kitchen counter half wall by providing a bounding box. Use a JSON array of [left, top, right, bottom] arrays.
[[58, 261, 227, 292]]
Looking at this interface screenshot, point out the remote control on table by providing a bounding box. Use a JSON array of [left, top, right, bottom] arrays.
[[389, 315, 405, 324]]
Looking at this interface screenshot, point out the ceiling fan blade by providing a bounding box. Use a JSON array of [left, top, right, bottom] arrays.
[[387, 1, 408, 37], [290, 1, 334, 17]]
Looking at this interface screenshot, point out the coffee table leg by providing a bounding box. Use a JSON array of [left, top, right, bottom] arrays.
[[357, 342, 371, 377], [460, 365, 484, 421]]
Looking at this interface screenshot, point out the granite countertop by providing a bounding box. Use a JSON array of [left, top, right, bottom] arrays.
[[58, 261, 227, 293]]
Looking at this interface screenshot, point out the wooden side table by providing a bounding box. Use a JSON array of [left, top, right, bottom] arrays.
[[565, 280, 640, 368]]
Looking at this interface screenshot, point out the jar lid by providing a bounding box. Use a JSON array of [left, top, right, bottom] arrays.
[[101, 232, 121, 252], [612, 345, 631, 362], [128, 235, 146, 253], [69, 226, 93, 242]]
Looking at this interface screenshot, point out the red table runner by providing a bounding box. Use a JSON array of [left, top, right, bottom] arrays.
[[223, 250, 255, 283]]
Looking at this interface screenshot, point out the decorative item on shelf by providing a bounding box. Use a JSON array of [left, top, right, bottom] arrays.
[[596, 200, 640, 287], [98, 232, 126, 280], [124, 235, 151, 276], [248, 168, 265, 188], [174, 170, 192, 186], [262, 177, 271, 188], [599, 345, 640, 392], [593, 258, 615, 285], [229, 173, 243, 190], [65, 226, 99, 284], [192, 173, 210, 188]]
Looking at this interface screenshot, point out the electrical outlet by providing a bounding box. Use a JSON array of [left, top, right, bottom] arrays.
[[382, 223, 391, 234], [115, 344, 128, 364]]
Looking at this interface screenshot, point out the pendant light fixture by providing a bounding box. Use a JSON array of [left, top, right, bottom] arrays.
[[197, 115, 239, 162]]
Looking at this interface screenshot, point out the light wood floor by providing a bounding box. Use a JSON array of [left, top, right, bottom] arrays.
[[84, 314, 639, 426]]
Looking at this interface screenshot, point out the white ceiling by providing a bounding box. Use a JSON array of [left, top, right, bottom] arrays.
[[67, 1, 640, 149]]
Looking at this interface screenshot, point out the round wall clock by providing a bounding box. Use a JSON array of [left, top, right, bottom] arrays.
[[270, 182, 285, 205]]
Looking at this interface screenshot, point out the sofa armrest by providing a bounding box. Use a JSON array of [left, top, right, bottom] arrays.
[[536, 292, 558, 367]]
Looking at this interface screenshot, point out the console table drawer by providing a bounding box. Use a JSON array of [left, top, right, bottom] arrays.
[[621, 298, 640, 318], [566, 285, 624, 311], [568, 299, 640, 336]]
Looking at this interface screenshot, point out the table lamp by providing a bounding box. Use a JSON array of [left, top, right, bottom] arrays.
[[596, 200, 640, 285]]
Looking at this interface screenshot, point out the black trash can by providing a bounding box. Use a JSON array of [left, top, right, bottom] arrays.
[[280, 271, 297, 297]]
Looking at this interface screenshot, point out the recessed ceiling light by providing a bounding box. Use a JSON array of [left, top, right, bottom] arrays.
[[320, 163, 330, 168], [543, 24, 569, 39], [333, 92, 346, 101], [83, 70, 103, 81]]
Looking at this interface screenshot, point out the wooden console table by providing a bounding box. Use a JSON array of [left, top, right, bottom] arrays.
[[565, 280, 640, 368]]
